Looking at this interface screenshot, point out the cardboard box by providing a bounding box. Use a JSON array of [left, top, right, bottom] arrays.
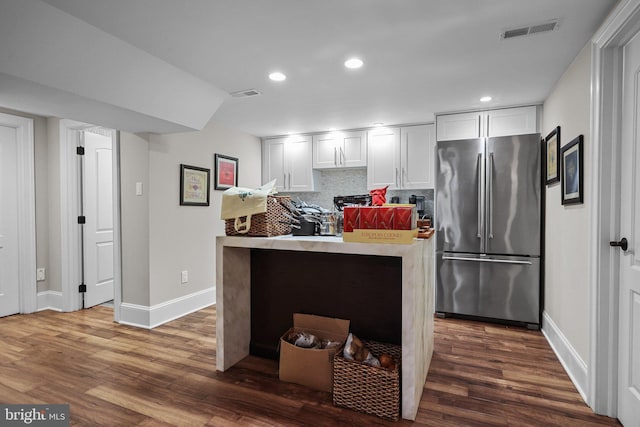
[[359, 207, 378, 229], [376, 206, 395, 229], [279, 314, 350, 392], [342, 228, 419, 244], [343, 206, 360, 232]]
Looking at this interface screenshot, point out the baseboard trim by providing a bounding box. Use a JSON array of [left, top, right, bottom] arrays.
[[119, 287, 215, 329], [36, 290, 63, 312], [542, 311, 588, 402]]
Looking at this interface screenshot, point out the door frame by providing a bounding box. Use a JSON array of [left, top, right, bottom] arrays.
[[59, 119, 122, 321], [588, 0, 640, 416], [0, 112, 36, 314]]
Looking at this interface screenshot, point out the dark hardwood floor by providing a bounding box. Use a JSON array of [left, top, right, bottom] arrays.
[[0, 306, 621, 426]]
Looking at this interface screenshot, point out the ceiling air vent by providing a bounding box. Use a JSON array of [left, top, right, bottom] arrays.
[[230, 89, 262, 98], [501, 19, 558, 40]]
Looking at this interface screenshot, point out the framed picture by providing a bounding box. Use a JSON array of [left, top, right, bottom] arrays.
[[180, 164, 210, 206], [545, 126, 561, 185], [561, 135, 583, 205], [214, 154, 238, 190]]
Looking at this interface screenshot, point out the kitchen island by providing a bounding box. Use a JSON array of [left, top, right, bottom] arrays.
[[215, 235, 434, 421]]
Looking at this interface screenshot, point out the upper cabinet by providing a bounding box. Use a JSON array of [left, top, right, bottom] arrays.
[[262, 135, 315, 192], [367, 124, 435, 190], [436, 105, 538, 141], [312, 130, 366, 169]]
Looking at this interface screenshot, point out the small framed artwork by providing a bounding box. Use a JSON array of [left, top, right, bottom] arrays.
[[561, 135, 584, 205], [214, 154, 238, 190], [545, 126, 561, 185], [180, 164, 210, 206]]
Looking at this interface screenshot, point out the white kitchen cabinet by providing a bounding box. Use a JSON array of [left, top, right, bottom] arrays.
[[312, 130, 366, 169], [436, 105, 538, 141], [401, 124, 435, 189], [367, 124, 435, 190], [262, 135, 315, 192]]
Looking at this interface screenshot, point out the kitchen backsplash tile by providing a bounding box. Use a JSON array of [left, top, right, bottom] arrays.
[[280, 168, 434, 219]]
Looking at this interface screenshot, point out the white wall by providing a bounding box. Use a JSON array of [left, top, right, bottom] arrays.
[[120, 132, 150, 306], [147, 121, 261, 305], [542, 43, 591, 364]]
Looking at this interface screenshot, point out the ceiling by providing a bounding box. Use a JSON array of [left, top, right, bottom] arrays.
[[4, 0, 618, 137]]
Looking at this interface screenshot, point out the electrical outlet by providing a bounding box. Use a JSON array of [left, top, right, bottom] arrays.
[[36, 268, 46, 281], [181, 270, 188, 284]]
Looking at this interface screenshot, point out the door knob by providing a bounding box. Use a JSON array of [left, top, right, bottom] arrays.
[[610, 237, 628, 251]]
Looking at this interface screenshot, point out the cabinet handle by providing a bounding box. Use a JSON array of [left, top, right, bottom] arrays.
[[486, 115, 490, 137], [395, 168, 399, 187], [288, 173, 291, 189], [478, 114, 481, 136], [340, 147, 344, 165], [334, 147, 337, 166], [283, 173, 286, 189], [401, 167, 406, 188]]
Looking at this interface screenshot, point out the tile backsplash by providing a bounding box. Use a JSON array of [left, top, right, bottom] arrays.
[[280, 168, 434, 219]]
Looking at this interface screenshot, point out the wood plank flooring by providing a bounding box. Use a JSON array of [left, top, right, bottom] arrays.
[[0, 306, 621, 426]]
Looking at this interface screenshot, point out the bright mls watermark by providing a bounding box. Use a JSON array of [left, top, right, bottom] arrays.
[[1, 405, 69, 426]]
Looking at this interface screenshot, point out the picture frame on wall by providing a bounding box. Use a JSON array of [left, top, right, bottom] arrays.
[[545, 126, 561, 185], [180, 164, 210, 206], [561, 135, 583, 205], [214, 154, 238, 190]]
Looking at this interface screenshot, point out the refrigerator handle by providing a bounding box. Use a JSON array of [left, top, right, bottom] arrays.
[[476, 153, 483, 239], [442, 255, 533, 265], [488, 152, 494, 239]]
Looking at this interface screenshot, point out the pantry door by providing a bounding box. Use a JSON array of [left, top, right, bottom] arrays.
[[618, 28, 640, 426]]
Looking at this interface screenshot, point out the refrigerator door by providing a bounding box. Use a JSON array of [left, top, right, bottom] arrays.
[[485, 134, 541, 256], [436, 252, 540, 324], [435, 139, 485, 253]]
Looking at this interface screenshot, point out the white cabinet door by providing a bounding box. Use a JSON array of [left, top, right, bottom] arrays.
[[437, 106, 538, 141], [287, 135, 314, 191], [341, 130, 367, 168], [486, 106, 537, 137], [313, 130, 366, 169], [262, 138, 287, 191], [312, 133, 338, 169], [367, 127, 400, 190], [402, 124, 435, 189], [436, 111, 481, 141]]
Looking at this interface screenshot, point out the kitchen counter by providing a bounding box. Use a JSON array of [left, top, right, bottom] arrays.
[[215, 234, 434, 421]]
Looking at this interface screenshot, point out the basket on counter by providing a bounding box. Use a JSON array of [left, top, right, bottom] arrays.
[[225, 195, 292, 237], [332, 340, 401, 421]]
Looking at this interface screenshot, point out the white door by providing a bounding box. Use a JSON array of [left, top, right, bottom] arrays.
[[0, 124, 19, 317], [82, 130, 114, 308], [618, 30, 640, 427], [402, 124, 435, 189], [287, 136, 314, 192], [341, 130, 367, 168], [367, 127, 400, 190], [262, 138, 286, 191], [312, 133, 338, 169]]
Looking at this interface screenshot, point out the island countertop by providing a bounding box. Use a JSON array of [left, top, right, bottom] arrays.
[[215, 234, 434, 421]]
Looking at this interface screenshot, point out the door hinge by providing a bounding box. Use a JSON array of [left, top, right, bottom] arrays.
[[76, 146, 85, 155], [78, 216, 86, 224], [79, 283, 87, 293]]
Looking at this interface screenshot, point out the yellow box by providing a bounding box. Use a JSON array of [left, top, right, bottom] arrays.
[[342, 228, 419, 244]]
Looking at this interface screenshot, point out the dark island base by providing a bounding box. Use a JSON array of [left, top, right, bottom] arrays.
[[250, 248, 402, 360]]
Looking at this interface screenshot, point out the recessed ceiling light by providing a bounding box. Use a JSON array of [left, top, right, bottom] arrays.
[[344, 58, 364, 69], [329, 127, 337, 131], [373, 122, 384, 127], [269, 72, 287, 82], [480, 96, 492, 102]]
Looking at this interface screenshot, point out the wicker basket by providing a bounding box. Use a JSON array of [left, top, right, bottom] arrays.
[[333, 340, 401, 421], [225, 195, 292, 237]]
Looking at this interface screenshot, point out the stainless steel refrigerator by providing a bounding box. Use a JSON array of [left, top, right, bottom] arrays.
[[435, 134, 541, 327]]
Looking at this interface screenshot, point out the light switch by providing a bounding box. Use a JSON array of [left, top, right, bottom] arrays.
[[135, 182, 143, 196], [37, 268, 45, 281]]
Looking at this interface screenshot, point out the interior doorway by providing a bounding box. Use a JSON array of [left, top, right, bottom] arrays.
[[0, 112, 36, 317], [59, 119, 121, 320]]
